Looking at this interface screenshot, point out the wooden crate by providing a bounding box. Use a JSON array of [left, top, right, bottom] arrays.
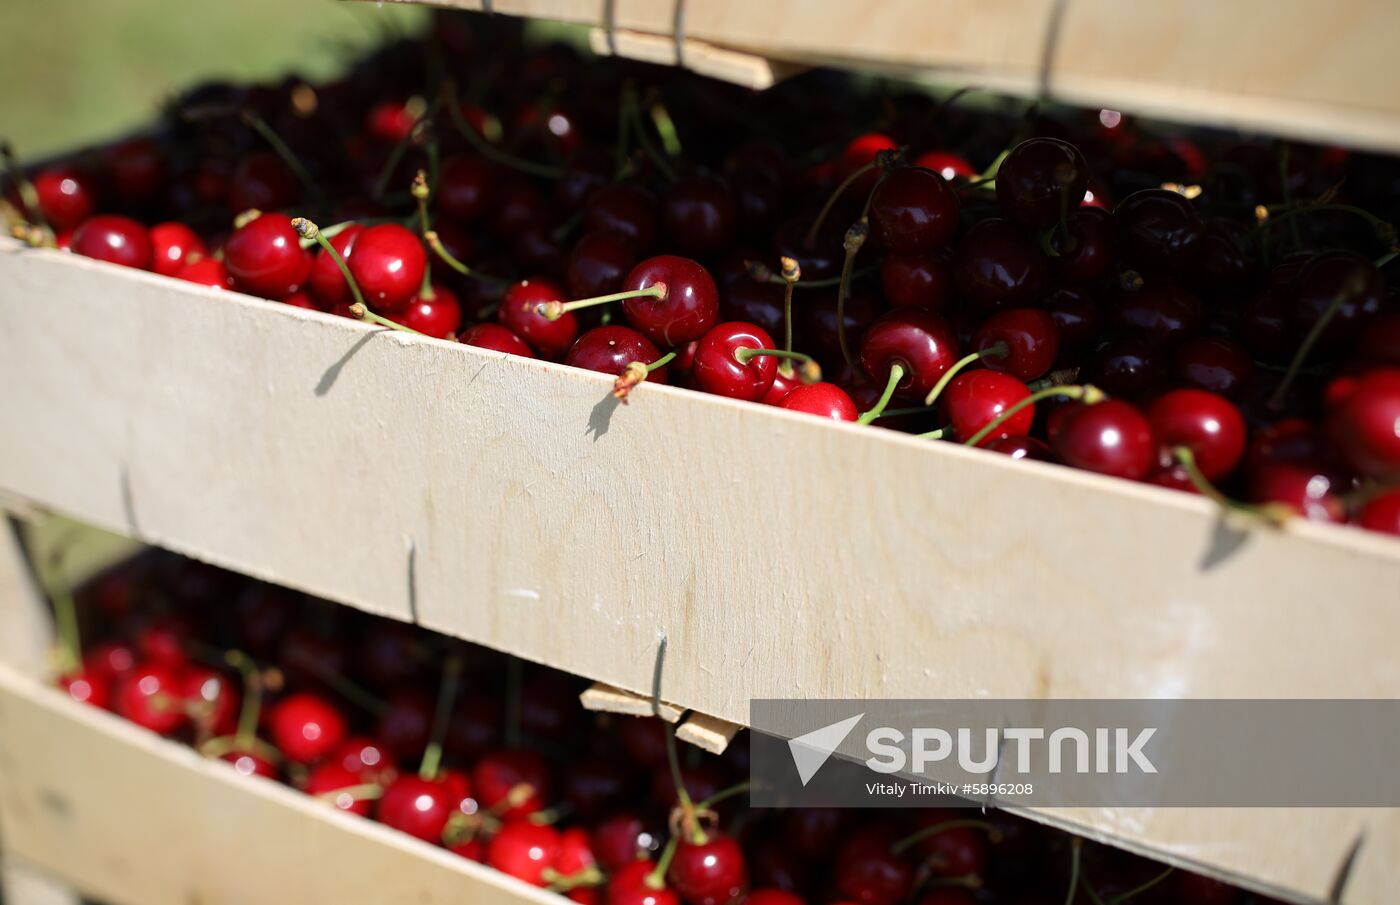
[[380, 0, 1400, 154], [2, 239, 1400, 903]]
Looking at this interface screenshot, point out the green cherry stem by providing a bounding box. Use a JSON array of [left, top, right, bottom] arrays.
[[613, 351, 678, 402], [836, 218, 870, 372], [1063, 838, 1083, 905], [918, 426, 949, 440], [1104, 865, 1175, 905], [733, 347, 821, 382], [665, 720, 704, 844], [292, 217, 366, 308], [536, 284, 666, 321], [649, 97, 683, 158], [1172, 446, 1293, 526], [424, 229, 511, 287], [923, 342, 1009, 406], [225, 650, 264, 752], [446, 91, 563, 180], [646, 835, 680, 890], [418, 653, 463, 780], [857, 362, 906, 425], [241, 110, 324, 205], [349, 303, 425, 336], [696, 781, 751, 810], [1266, 266, 1373, 410], [806, 159, 880, 247], [963, 384, 1105, 448], [748, 259, 881, 289]]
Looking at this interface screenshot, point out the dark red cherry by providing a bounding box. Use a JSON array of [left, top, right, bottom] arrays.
[[779, 382, 858, 421], [722, 278, 786, 338], [996, 138, 1090, 227], [693, 321, 778, 401], [1089, 336, 1167, 399], [586, 184, 657, 253], [592, 812, 658, 871], [473, 748, 551, 820], [180, 667, 239, 736], [377, 772, 471, 844], [663, 175, 736, 256], [1112, 188, 1203, 275], [499, 277, 578, 358], [115, 663, 187, 735], [1326, 369, 1400, 479], [104, 137, 166, 204], [1238, 290, 1292, 362], [953, 219, 1047, 312], [908, 810, 988, 877], [60, 670, 110, 709], [731, 168, 786, 241], [513, 222, 568, 277], [491, 176, 548, 240], [134, 613, 192, 666], [334, 736, 397, 782], [1113, 285, 1204, 346], [365, 99, 418, 143], [72, 215, 155, 271], [437, 154, 495, 224], [561, 756, 632, 818], [220, 750, 279, 779], [32, 166, 97, 231], [1290, 250, 1385, 349], [566, 326, 668, 384], [266, 691, 347, 764], [834, 827, 913, 905], [228, 151, 299, 213], [1147, 389, 1247, 481], [148, 222, 207, 277], [568, 231, 636, 299], [868, 166, 959, 254], [803, 289, 881, 364], [943, 371, 1033, 445], [859, 310, 962, 401], [557, 147, 612, 210], [882, 252, 953, 312], [621, 256, 719, 347], [1357, 312, 1400, 366], [913, 150, 975, 181], [1044, 288, 1102, 356], [375, 687, 433, 761], [488, 822, 562, 886], [305, 762, 375, 816], [1248, 461, 1345, 523], [461, 323, 535, 358], [224, 213, 311, 300], [1190, 218, 1254, 298], [972, 307, 1060, 380], [346, 224, 426, 313], [398, 284, 463, 339], [1053, 207, 1115, 285], [772, 216, 844, 280], [1171, 336, 1255, 398], [1050, 400, 1156, 480], [986, 434, 1055, 461], [177, 257, 236, 290], [1356, 488, 1400, 536], [668, 833, 749, 905]]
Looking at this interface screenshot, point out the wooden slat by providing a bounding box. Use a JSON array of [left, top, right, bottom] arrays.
[[0, 521, 50, 680], [579, 682, 684, 722], [0, 860, 80, 905], [674, 712, 740, 754], [586, 28, 802, 91]]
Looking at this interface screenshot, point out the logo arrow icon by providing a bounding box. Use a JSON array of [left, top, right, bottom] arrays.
[[788, 713, 864, 786]]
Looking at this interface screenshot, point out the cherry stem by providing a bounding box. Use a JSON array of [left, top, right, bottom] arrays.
[[1258, 203, 1396, 247], [734, 346, 819, 374], [292, 217, 367, 308], [446, 91, 563, 180], [836, 217, 871, 371], [780, 256, 800, 356], [890, 819, 1003, 856], [424, 229, 510, 287], [613, 351, 677, 402], [646, 350, 678, 373], [750, 259, 880, 289], [806, 160, 878, 247], [412, 169, 432, 238], [45, 573, 81, 679], [626, 85, 678, 183], [241, 110, 324, 205], [538, 284, 666, 320], [418, 653, 463, 780], [696, 781, 751, 810], [923, 343, 1009, 407], [1104, 865, 1174, 905], [646, 836, 679, 890], [296, 219, 359, 249], [665, 720, 703, 844], [963, 384, 1104, 448], [348, 303, 423, 336], [1063, 838, 1083, 905], [224, 650, 263, 752], [318, 783, 384, 804], [857, 362, 906, 425], [1267, 269, 1368, 410], [284, 646, 388, 717], [919, 426, 949, 440], [649, 97, 683, 158], [1172, 446, 1292, 526], [0, 142, 50, 233]]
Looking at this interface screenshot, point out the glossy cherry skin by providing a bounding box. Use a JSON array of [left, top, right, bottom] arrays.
[[621, 256, 720, 347], [833, 827, 913, 905], [868, 166, 959, 255], [1171, 336, 1255, 398], [668, 832, 749, 905], [115, 663, 188, 735], [985, 434, 1055, 461], [1356, 489, 1400, 536], [1190, 218, 1254, 299], [586, 184, 657, 253], [1053, 207, 1115, 284], [609, 861, 679, 905], [461, 323, 535, 358], [266, 692, 347, 764], [148, 222, 207, 278], [305, 762, 375, 817], [224, 214, 312, 300], [779, 382, 858, 421], [1113, 285, 1204, 346], [134, 614, 192, 666], [721, 278, 786, 340], [437, 154, 496, 224], [71, 215, 155, 271], [591, 812, 657, 870], [376, 772, 471, 844], [996, 137, 1090, 227], [1090, 336, 1167, 399], [1247, 461, 1345, 523], [953, 219, 1047, 312], [220, 750, 279, 779], [472, 748, 551, 820], [693, 322, 779, 401], [334, 736, 398, 782], [760, 367, 803, 405], [32, 167, 97, 232], [943, 371, 1033, 445], [499, 278, 579, 359], [859, 310, 962, 402], [180, 667, 239, 736], [60, 670, 110, 709], [347, 224, 427, 313], [308, 223, 365, 308], [839, 132, 898, 195], [1326, 369, 1400, 479], [83, 640, 137, 685], [1112, 188, 1203, 275], [1147, 389, 1247, 481], [398, 284, 463, 339], [913, 150, 975, 181], [1290, 250, 1385, 349], [881, 253, 953, 312], [1044, 288, 1102, 355], [972, 307, 1060, 381], [488, 822, 562, 886], [566, 326, 668, 384], [804, 289, 882, 364], [568, 231, 636, 299], [228, 151, 299, 213], [663, 175, 737, 256], [1049, 400, 1156, 480]]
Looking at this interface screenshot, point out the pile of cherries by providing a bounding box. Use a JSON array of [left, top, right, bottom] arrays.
[[53, 548, 1269, 905], [5, 11, 1400, 536]]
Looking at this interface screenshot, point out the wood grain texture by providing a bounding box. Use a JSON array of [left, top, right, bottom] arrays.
[[579, 682, 683, 722], [0, 521, 50, 680], [0, 665, 562, 905], [586, 28, 802, 90], [2, 242, 1400, 900], [675, 712, 740, 754]]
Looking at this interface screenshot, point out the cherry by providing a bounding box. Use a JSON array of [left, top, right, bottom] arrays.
[[309, 224, 366, 307], [224, 213, 311, 300], [1172, 871, 1241, 905], [1290, 250, 1385, 349], [995, 138, 1090, 227], [1053, 207, 1115, 284], [762, 366, 805, 405], [71, 215, 155, 271], [1089, 336, 1167, 399], [986, 434, 1055, 461], [473, 748, 551, 820], [134, 613, 192, 666], [562, 756, 632, 818], [398, 284, 463, 339], [1113, 284, 1204, 346], [228, 151, 299, 213], [461, 323, 535, 358], [148, 222, 207, 277], [783, 808, 847, 861], [1326, 368, 1400, 479], [31, 166, 97, 231], [663, 175, 737, 256], [220, 750, 279, 779], [115, 663, 188, 735], [445, 692, 505, 759], [592, 812, 657, 871], [907, 811, 988, 877], [60, 670, 110, 709], [721, 277, 786, 341], [971, 308, 1059, 380], [1356, 489, 1400, 536], [839, 132, 897, 196], [1238, 290, 1293, 362], [334, 736, 397, 781], [1049, 399, 1156, 480], [347, 224, 427, 313], [104, 137, 166, 204], [1171, 336, 1255, 398], [731, 168, 786, 241], [437, 155, 495, 224], [566, 326, 669, 384], [558, 147, 612, 210], [376, 687, 434, 762], [491, 176, 549, 240], [833, 827, 913, 905], [610, 256, 720, 347], [586, 184, 657, 253], [618, 716, 670, 768], [1190, 219, 1254, 298], [668, 832, 750, 905], [772, 216, 843, 280], [305, 762, 375, 816], [913, 150, 975, 181], [83, 640, 137, 685], [266, 691, 347, 764], [499, 278, 579, 358], [376, 772, 470, 844], [649, 762, 727, 810], [745, 891, 806, 905], [859, 310, 962, 402], [1044, 288, 1102, 355], [180, 667, 239, 736], [693, 322, 779, 401], [569, 232, 636, 299], [953, 219, 1047, 311], [868, 166, 959, 254], [779, 382, 858, 420], [1112, 188, 1202, 275], [488, 822, 562, 886], [553, 826, 600, 881], [803, 289, 882, 364], [609, 861, 679, 905], [943, 371, 1033, 446], [881, 252, 953, 312], [1247, 461, 1345, 523]]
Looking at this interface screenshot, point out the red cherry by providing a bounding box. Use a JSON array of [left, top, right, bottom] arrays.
[[178, 257, 236, 290], [1113, 285, 1204, 346], [668, 832, 749, 905], [620, 256, 720, 347], [266, 692, 347, 764], [609, 861, 679, 905], [32, 166, 97, 231], [553, 827, 599, 878], [1171, 336, 1255, 398], [693, 321, 779, 401], [488, 822, 562, 886], [224, 214, 312, 300], [568, 232, 636, 299], [398, 284, 463, 339], [450, 837, 486, 863], [461, 323, 535, 358], [566, 326, 668, 384], [491, 176, 549, 240], [437, 155, 496, 224], [1290, 250, 1385, 349], [971, 307, 1059, 380], [761, 367, 804, 406], [473, 748, 551, 820], [60, 670, 110, 709], [1147, 389, 1246, 481], [586, 184, 657, 253], [859, 310, 962, 402], [953, 219, 1047, 312], [833, 827, 913, 905], [375, 687, 433, 762], [104, 137, 166, 204], [308, 223, 365, 307], [333, 736, 398, 782], [228, 151, 299, 213], [1247, 461, 1345, 523], [220, 750, 279, 779], [500, 278, 579, 358], [365, 99, 419, 143], [839, 133, 897, 196], [558, 147, 612, 210], [943, 371, 1032, 446], [1326, 369, 1400, 479], [1355, 489, 1400, 536], [995, 138, 1090, 227], [779, 382, 858, 421], [1112, 188, 1202, 275], [907, 811, 987, 877], [913, 151, 975, 181], [347, 224, 427, 313], [133, 613, 191, 666], [985, 435, 1055, 461], [868, 167, 959, 255], [115, 663, 188, 735], [1089, 336, 1167, 399], [376, 772, 470, 844], [1053, 207, 1115, 284], [180, 667, 239, 736], [1050, 400, 1156, 480], [592, 812, 657, 871], [881, 253, 953, 312], [148, 222, 207, 278], [663, 175, 736, 256], [305, 762, 375, 816], [72, 215, 154, 270], [83, 640, 137, 685], [1045, 288, 1102, 355]]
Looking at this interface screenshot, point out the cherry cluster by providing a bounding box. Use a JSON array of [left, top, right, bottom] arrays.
[[54, 548, 1266, 905], [5, 12, 1400, 536]]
